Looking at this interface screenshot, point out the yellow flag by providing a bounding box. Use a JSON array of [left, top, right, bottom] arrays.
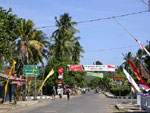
[[28, 77, 32, 93], [4, 60, 16, 98], [28, 68, 35, 93], [38, 69, 54, 93]]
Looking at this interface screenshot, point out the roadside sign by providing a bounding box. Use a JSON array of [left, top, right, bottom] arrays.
[[114, 74, 124, 80], [83, 65, 115, 72], [87, 72, 104, 78], [24, 65, 39, 77]]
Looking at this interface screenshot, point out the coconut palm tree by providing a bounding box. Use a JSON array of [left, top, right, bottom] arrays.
[[16, 19, 48, 65], [72, 40, 84, 64], [122, 52, 133, 72], [49, 13, 80, 62]]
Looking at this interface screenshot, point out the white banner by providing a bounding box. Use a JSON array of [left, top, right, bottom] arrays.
[[83, 65, 115, 72], [123, 68, 140, 92]]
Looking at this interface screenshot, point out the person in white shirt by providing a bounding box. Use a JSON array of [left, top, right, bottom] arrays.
[[57, 86, 63, 100]]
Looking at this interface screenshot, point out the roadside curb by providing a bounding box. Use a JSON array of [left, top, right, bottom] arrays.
[[26, 95, 67, 100], [101, 91, 131, 99], [115, 103, 147, 112]]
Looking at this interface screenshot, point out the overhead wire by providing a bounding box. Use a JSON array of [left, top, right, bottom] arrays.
[[35, 10, 149, 29], [97, 46, 138, 52]]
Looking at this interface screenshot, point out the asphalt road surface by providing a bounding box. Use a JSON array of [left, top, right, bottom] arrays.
[[20, 90, 128, 113]]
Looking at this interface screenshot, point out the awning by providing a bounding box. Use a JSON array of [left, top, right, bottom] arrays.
[[0, 73, 25, 85]]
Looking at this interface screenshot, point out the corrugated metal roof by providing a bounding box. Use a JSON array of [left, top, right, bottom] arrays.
[[0, 73, 25, 82]]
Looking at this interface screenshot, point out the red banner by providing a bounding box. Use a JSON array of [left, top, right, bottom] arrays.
[[68, 65, 83, 71], [58, 67, 63, 75], [58, 80, 62, 84]]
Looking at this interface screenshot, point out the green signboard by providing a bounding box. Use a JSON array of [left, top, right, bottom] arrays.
[[87, 72, 103, 78], [24, 65, 39, 77]]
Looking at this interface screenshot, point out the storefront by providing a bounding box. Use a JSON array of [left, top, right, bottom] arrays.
[[0, 73, 25, 103]]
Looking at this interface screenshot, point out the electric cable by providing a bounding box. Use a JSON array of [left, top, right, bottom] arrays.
[[35, 10, 149, 29]]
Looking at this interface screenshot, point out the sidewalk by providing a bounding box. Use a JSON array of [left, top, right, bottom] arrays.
[[0, 100, 39, 113], [0, 94, 80, 113], [115, 102, 147, 112], [101, 91, 147, 112]]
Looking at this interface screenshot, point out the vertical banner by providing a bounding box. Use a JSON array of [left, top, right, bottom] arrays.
[[38, 69, 54, 93], [28, 67, 35, 93], [4, 60, 16, 99], [58, 67, 63, 75], [123, 68, 140, 92], [58, 67, 63, 79]]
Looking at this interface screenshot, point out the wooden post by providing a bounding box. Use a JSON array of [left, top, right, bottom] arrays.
[[9, 83, 12, 102], [2, 81, 6, 103]]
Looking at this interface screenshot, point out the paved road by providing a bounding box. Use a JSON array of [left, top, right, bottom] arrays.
[[19, 90, 131, 113]]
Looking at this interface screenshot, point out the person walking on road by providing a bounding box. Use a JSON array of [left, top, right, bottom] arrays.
[[66, 87, 71, 101], [57, 86, 63, 100], [52, 86, 56, 101]]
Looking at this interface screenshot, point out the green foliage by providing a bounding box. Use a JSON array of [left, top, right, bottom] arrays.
[[0, 7, 20, 64], [89, 76, 112, 89], [45, 13, 86, 89], [147, 79, 150, 86], [28, 79, 42, 96], [44, 58, 87, 88], [110, 86, 130, 96]]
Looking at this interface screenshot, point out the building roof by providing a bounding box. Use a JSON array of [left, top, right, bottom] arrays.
[[0, 73, 25, 82]]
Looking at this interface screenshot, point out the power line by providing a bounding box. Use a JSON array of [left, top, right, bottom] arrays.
[[97, 46, 138, 52], [77, 10, 148, 24], [35, 10, 149, 29]]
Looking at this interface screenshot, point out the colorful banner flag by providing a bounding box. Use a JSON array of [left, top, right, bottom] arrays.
[[38, 69, 54, 93], [28, 77, 32, 93], [128, 60, 150, 91], [139, 80, 150, 92], [58, 67, 63, 75], [136, 56, 150, 74], [4, 60, 16, 98], [131, 85, 136, 93], [28, 67, 35, 93], [135, 39, 150, 57], [128, 60, 142, 80], [123, 68, 140, 92]]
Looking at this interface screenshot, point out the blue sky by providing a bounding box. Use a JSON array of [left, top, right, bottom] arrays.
[[1, 0, 150, 66]]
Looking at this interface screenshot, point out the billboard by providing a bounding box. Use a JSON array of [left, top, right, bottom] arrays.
[[67, 65, 84, 71], [83, 65, 115, 72], [87, 72, 103, 78]]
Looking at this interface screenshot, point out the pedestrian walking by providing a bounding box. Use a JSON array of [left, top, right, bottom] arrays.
[[57, 86, 63, 100], [66, 87, 71, 101], [52, 86, 56, 101]]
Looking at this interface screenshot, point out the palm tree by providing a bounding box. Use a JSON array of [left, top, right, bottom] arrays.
[[72, 40, 84, 64], [122, 52, 133, 72], [16, 19, 47, 65], [49, 13, 80, 62]]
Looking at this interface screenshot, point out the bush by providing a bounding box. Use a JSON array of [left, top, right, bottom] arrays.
[[110, 86, 130, 96]]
